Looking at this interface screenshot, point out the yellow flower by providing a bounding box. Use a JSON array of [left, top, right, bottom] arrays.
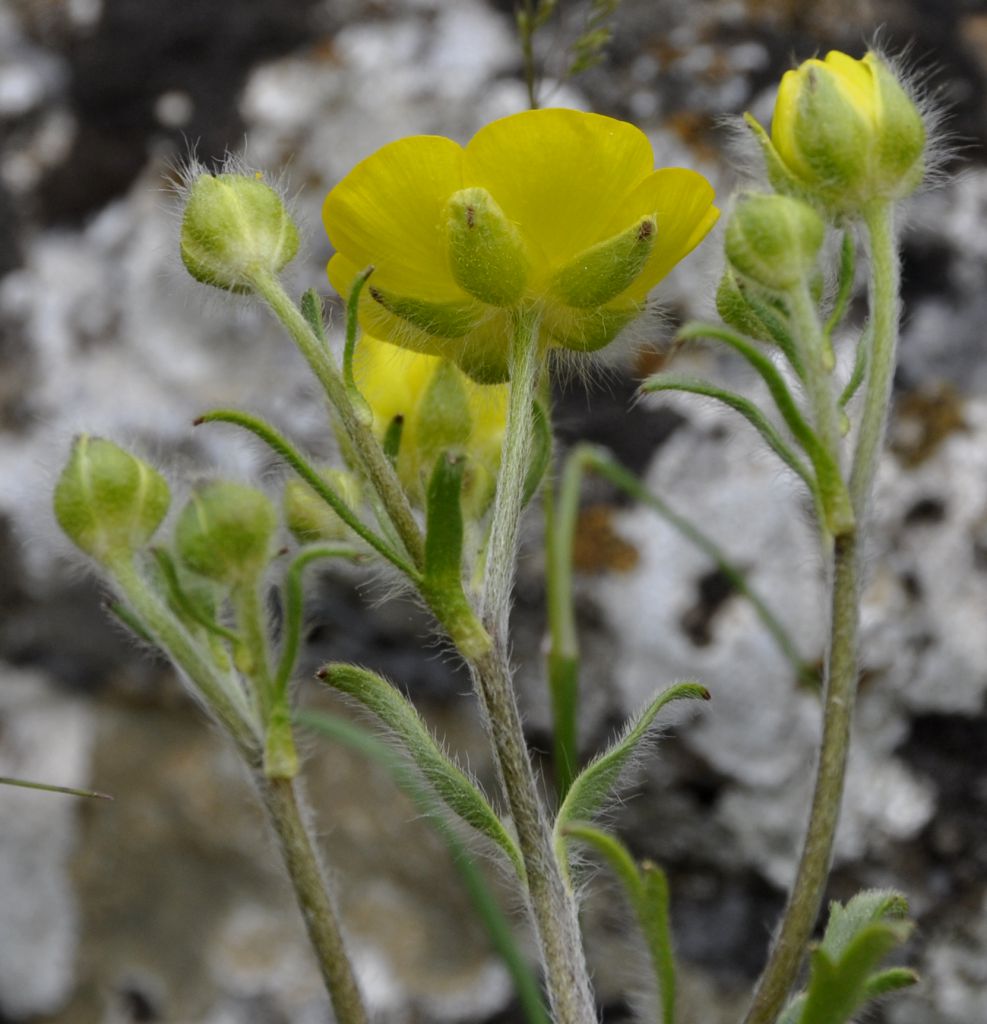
[[763, 51, 924, 213], [353, 334, 507, 514], [324, 109, 718, 382]]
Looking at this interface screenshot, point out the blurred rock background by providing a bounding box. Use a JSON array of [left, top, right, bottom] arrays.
[[1, 0, 987, 1021]]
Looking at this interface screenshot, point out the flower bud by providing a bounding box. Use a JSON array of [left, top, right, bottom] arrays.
[[54, 436, 170, 563], [725, 193, 824, 292], [180, 172, 300, 293], [176, 482, 277, 586], [284, 470, 362, 544], [552, 214, 656, 308], [767, 50, 925, 212], [445, 187, 529, 306]]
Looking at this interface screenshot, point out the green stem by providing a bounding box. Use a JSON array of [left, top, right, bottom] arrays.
[[233, 581, 275, 717], [460, 310, 595, 1023], [250, 270, 425, 571], [741, 532, 859, 1024], [256, 775, 369, 1024], [469, 646, 597, 1024], [850, 204, 899, 514], [480, 308, 542, 645], [788, 281, 852, 538], [108, 555, 258, 747], [742, 203, 899, 1024]]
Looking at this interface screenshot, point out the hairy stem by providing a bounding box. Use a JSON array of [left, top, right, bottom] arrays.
[[459, 311, 596, 1024], [108, 555, 257, 745], [251, 270, 425, 571], [851, 204, 899, 515], [740, 532, 859, 1024], [470, 646, 597, 1024], [480, 309, 542, 644], [742, 202, 899, 1024], [257, 776, 369, 1024]]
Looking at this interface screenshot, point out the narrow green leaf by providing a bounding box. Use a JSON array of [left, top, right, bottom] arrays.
[[0, 776, 112, 800], [522, 398, 553, 507], [662, 322, 854, 535], [151, 547, 238, 644], [640, 861, 677, 1024], [318, 662, 524, 880], [824, 231, 856, 342], [275, 544, 362, 696], [862, 967, 919, 999], [343, 267, 376, 427], [786, 891, 915, 1024], [300, 288, 327, 345], [642, 376, 816, 493], [425, 453, 466, 591], [820, 889, 910, 960], [382, 415, 404, 464], [554, 682, 709, 873], [194, 409, 417, 578], [563, 824, 677, 1024], [298, 710, 549, 1024], [799, 923, 911, 1024], [104, 598, 155, 645], [839, 325, 870, 409]]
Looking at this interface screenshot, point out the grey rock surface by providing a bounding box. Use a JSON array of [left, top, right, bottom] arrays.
[[1, 0, 986, 1021]]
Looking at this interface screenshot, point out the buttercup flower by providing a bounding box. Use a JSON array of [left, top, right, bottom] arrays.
[[753, 50, 925, 214], [324, 109, 719, 382], [353, 334, 507, 514]]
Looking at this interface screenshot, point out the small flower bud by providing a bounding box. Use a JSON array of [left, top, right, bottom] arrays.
[[54, 436, 171, 563], [445, 187, 529, 306], [725, 193, 825, 293], [767, 50, 925, 212], [551, 214, 656, 309], [180, 172, 300, 293], [284, 470, 362, 544], [175, 482, 277, 586]]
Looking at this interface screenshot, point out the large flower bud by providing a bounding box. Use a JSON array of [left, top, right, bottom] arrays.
[[180, 172, 299, 293], [766, 50, 925, 213], [54, 436, 170, 564]]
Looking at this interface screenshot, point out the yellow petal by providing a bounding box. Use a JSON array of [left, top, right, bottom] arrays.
[[606, 168, 719, 299], [771, 66, 815, 180], [462, 109, 655, 272], [824, 50, 877, 127], [323, 135, 466, 301]]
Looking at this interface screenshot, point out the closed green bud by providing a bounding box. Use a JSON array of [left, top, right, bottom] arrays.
[[765, 50, 925, 213], [283, 470, 361, 543], [552, 214, 656, 308], [725, 193, 825, 292], [180, 172, 299, 293], [445, 187, 529, 306], [54, 436, 170, 563], [176, 482, 277, 586]]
